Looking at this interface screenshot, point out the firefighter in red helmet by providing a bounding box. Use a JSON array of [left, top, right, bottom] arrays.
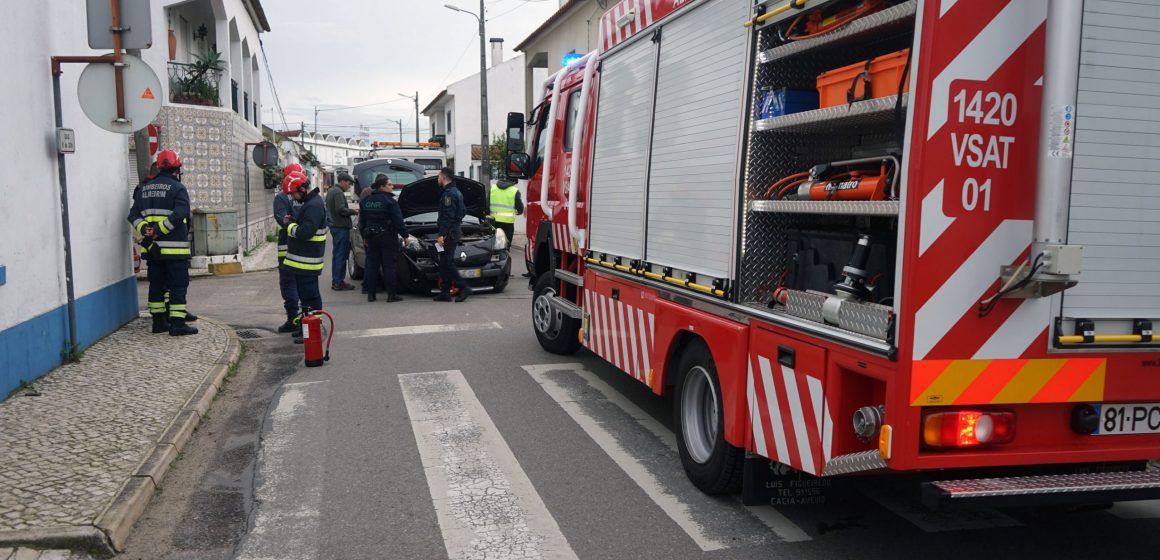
[[280, 171, 327, 343], [272, 162, 304, 334], [127, 149, 198, 336]]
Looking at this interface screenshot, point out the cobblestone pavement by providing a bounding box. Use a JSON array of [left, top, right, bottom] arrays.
[[0, 548, 97, 559], [0, 317, 227, 538]]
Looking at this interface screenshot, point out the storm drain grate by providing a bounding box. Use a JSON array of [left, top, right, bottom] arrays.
[[236, 329, 264, 339]]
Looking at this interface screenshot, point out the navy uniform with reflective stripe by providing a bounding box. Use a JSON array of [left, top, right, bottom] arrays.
[[282, 188, 327, 310], [272, 190, 300, 314], [127, 171, 193, 320]]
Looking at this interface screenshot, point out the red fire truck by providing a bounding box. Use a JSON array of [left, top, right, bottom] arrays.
[[506, 0, 1160, 507]]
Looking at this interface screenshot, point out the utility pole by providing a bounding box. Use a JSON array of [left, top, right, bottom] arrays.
[[478, 0, 490, 187], [443, 2, 490, 185], [387, 118, 403, 142], [313, 105, 318, 134], [399, 91, 420, 143]]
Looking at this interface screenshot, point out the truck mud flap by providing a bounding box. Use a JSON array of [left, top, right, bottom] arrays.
[[923, 470, 1160, 510]]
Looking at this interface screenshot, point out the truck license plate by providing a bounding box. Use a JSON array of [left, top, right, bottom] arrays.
[[1094, 403, 1160, 435], [462, 268, 482, 279]]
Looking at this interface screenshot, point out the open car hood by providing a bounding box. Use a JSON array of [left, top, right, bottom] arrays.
[[397, 177, 488, 219]]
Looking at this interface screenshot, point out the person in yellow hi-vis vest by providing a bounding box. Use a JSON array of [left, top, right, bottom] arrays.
[[488, 178, 523, 250]]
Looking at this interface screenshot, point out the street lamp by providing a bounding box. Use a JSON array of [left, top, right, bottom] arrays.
[[445, 2, 490, 187], [398, 92, 419, 143]]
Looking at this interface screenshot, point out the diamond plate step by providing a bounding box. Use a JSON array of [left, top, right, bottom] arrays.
[[754, 94, 907, 134], [750, 199, 900, 216], [924, 470, 1160, 509]]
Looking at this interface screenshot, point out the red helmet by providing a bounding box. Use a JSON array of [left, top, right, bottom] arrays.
[[156, 149, 182, 169], [282, 171, 309, 194], [283, 162, 304, 177]]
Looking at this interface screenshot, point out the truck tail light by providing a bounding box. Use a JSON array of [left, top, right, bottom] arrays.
[[922, 410, 1015, 448]]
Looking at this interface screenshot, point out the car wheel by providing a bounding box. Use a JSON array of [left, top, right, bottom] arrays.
[[674, 340, 743, 495], [532, 273, 581, 355], [349, 259, 364, 281], [493, 259, 511, 294]]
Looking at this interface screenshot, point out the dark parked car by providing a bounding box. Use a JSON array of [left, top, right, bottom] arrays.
[[348, 158, 426, 280], [352, 175, 511, 294]]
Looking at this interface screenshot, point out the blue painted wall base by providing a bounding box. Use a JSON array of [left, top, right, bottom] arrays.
[[0, 276, 138, 399]]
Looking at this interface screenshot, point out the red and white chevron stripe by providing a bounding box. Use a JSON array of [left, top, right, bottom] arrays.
[[584, 288, 656, 386], [746, 354, 833, 476], [600, 0, 662, 51], [550, 221, 585, 255], [905, 0, 1050, 362]]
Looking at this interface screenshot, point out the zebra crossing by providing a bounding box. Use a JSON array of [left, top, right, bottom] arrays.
[[239, 361, 1160, 559]]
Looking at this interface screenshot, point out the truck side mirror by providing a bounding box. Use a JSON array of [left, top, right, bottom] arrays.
[[507, 112, 526, 154], [506, 153, 531, 179]]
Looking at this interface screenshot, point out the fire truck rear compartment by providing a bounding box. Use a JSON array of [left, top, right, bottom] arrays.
[[739, 6, 915, 346]]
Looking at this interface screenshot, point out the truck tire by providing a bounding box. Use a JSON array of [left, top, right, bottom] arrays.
[[674, 341, 743, 495], [532, 273, 581, 355]]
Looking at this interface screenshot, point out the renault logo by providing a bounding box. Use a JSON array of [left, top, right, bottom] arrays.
[[460, 251, 467, 262]]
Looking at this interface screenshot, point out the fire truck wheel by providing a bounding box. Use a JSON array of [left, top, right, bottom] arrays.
[[532, 273, 581, 355], [674, 341, 743, 495]]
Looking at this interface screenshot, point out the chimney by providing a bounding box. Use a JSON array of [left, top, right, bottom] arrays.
[[490, 37, 504, 67]]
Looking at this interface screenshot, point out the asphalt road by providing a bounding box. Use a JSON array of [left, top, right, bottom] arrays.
[[120, 252, 1160, 559]]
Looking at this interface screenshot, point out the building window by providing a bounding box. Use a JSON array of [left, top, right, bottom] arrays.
[[447, 110, 452, 132]]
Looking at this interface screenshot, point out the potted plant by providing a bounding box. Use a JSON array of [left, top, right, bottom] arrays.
[[171, 48, 223, 106]]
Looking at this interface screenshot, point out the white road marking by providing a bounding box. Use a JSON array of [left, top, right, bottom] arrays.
[[340, 321, 502, 339], [236, 380, 330, 560], [524, 363, 812, 546], [399, 370, 577, 560], [1110, 500, 1160, 520]]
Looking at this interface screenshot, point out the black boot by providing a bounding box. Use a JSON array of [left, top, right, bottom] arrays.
[[454, 286, 472, 303], [184, 311, 198, 322], [387, 291, 403, 303], [151, 314, 170, 334], [169, 318, 199, 336], [276, 310, 298, 333], [367, 292, 377, 302]]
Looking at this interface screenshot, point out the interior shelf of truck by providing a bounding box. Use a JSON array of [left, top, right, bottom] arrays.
[[757, 0, 918, 64], [754, 94, 907, 134]]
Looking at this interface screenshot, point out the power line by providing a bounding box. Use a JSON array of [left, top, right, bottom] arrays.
[[432, 34, 477, 97], [315, 98, 411, 112], [258, 37, 296, 154]]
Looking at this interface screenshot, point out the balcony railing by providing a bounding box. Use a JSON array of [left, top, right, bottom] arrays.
[[168, 62, 222, 107]]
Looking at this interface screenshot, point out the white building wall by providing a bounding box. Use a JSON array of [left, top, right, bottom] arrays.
[[0, 2, 139, 392], [444, 54, 527, 180]]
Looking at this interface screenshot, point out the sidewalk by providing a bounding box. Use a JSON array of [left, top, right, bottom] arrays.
[[136, 240, 279, 280], [0, 317, 241, 555]]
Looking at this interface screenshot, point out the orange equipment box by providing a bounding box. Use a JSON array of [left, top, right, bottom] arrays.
[[816, 49, 910, 108]]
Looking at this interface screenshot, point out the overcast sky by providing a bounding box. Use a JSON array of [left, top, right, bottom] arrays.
[[259, 0, 561, 141]]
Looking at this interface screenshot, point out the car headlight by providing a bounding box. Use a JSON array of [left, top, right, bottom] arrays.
[[493, 228, 508, 251]]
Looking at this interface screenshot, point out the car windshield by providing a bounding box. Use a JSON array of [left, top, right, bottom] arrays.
[[414, 158, 443, 172], [405, 212, 481, 225], [356, 164, 423, 189]]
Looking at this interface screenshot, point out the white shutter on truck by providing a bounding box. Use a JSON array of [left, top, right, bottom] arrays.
[[646, 0, 750, 279], [1064, 0, 1160, 320], [588, 37, 657, 261]]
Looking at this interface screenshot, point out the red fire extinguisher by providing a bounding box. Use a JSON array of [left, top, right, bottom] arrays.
[[301, 309, 335, 367]]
